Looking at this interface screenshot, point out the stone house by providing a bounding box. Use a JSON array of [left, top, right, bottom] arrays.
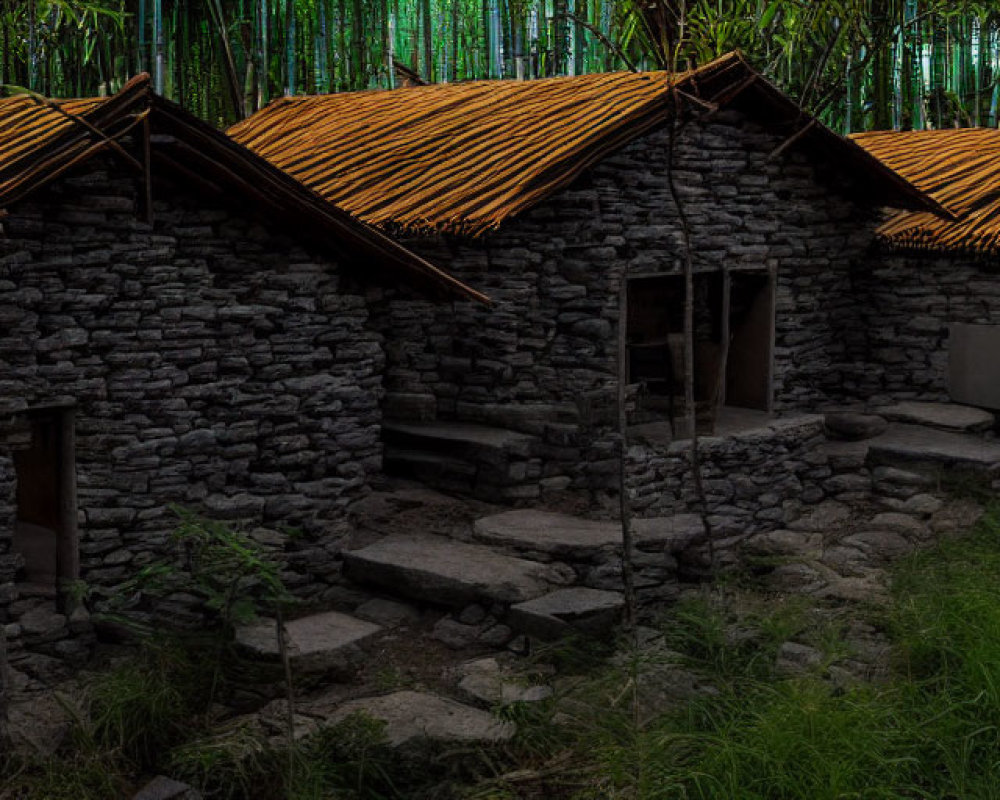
[[0, 75, 484, 658], [230, 52, 944, 513], [851, 128, 1000, 409]]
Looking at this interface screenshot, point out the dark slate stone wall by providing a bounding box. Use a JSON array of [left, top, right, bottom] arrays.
[[372, 109, 880, 491], [849, 252, 1000, 401], [0, 158, 384, 635]]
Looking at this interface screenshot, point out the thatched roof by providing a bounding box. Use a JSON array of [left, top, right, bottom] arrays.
[[229, 51, 945, 238], [0, 76, 487, 304], [853, 128, 1000, 257]]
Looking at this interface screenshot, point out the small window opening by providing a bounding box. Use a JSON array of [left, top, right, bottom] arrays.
[[11, 406, 78, 609]]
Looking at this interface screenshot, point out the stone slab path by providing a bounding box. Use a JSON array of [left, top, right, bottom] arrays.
[[473, 509, 620, 558], [473, 509, 705, 558], [235, 611, 381, 675], [877, 402, 995, 433], [868, 424, 1000, 471], [508, 587, 624, 640], [344, 533, 561, 606], [326, 690, 516, 747]]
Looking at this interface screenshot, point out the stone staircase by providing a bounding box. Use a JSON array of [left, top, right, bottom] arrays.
[[381, 420, 545, 501], [228, 401, 999, 752], [826, 401, 1000, 478], [231, 503, 650, 751]]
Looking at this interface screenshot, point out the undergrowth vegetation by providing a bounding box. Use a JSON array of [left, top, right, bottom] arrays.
[[477, 505, 1000, 799], [7, 506, 1000, 798]]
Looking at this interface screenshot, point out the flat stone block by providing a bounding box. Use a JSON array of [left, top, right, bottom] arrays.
[[344, 534, 556, 607], [868, 424, 1000, 471], [236, 611, 381, 675], [328, 690, 515, 747], [472, 509, 619, 558], [353, 598, 422, 627], [508, 587, 624, 640], [131, 776, 203, 800], [877, 402, 995, 433]]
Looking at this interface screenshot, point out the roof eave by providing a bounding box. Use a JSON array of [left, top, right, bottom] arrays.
[[150, 95, 490, 305], [713, 68, 954, 219]]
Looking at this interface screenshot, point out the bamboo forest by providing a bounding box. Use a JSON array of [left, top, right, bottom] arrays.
[[1, 1, 1000, 130]]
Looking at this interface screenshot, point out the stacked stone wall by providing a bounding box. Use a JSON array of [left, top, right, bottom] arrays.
[[850, 253, 1000, 401], [0, 158, 386, 654], [626, 416, 828, 536], [372, 109, 880, 491]]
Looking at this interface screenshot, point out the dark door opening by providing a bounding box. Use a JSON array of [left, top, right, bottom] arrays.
[[724, 273, 774, 412], [626, 271, 774, 432], [11, 407, 78, 607]]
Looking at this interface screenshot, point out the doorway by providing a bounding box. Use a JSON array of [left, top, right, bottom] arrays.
[[11, 406, 78, 608], [625, 270, 775, 432], [723, 272, 775, 412]]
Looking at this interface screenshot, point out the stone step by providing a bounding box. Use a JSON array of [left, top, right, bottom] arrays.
[[382, 449, 478, 494], [867, 424, 1000, 473], [382, 421, 543, 500], [343, 533, 562, 608], [382, 420, 540, 461], [472, 509, 705, 560], [235, 610, 381, 676], [507, 587, 625, 640], [325, 690, 515, 747], [472, 510, 620, 559], [876, 402, 995, 433]]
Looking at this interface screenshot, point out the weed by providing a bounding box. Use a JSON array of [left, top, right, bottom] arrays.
[[0, 749, 129, 800], [84, 636, 214, 768], [168, 721, 277, 800]]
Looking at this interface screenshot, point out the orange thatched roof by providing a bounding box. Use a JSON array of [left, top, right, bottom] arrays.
[[0, 97, 104, 182], [852, 128, 1000, 256], [0, 78, 486, 303], [0, 88, 134, 208], [229, 52, 943, 238]]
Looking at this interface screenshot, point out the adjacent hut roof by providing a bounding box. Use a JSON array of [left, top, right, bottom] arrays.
[[852, 128, 1000, 256], [0, 77, 487, 304], [228, 51, 946, 237]]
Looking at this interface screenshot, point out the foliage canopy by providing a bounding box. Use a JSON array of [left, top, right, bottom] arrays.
[[2, 0, 1000, 132]]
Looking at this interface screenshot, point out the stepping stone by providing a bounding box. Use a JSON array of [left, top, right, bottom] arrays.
[[472, 509, 620, 558], [235, 611, 381, 675], [327, 690, 515, 747], [825, 412, 889, 441], [452, 657, 552, 708], [868, 424, 1000, 472], [507, 587, 624, 640], [131, 776, 203, 800], [877, 402, 995, 433], [343, 534, 557, 607], [353, 598, 422, 627], [472, 511, 705, 559]]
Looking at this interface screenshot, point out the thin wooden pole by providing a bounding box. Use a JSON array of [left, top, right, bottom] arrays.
[[715, 268, 731, 413]]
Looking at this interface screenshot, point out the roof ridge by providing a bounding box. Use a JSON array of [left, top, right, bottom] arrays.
[[229, 52, 943, 237], [0, 74, 486, 305]]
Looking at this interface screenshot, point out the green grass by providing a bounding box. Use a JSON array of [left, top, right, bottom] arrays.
[[11, 506, 1000, 799], [480, 506, 1000, 800]]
